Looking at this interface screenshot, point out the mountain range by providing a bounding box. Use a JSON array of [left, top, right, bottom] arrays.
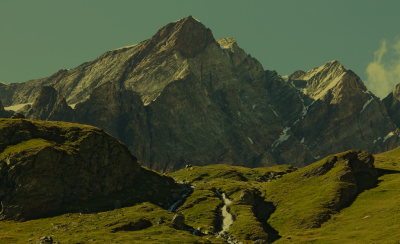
[[1, 16, 400, 173]]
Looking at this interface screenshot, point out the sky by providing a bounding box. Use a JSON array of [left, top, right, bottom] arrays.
[[1, 0, 399, 98]]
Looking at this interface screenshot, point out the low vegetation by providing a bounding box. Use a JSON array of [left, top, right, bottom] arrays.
[[1, 119, 400, 243]]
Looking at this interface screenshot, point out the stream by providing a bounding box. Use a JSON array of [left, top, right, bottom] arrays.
[[167, 184, 194, 212], [215, 191, 243, 244]]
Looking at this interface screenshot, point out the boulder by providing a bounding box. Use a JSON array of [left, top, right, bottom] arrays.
[[10, 113, 25, 119], [171, 213, 185, 229]]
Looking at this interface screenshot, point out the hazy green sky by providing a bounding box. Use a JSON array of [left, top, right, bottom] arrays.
[[1, 0, 399, 98]]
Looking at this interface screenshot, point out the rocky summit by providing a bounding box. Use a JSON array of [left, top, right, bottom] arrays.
[[1, 16, 400, 174]]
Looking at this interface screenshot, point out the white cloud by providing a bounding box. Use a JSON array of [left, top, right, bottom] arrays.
[[366, 37, 400, 98]]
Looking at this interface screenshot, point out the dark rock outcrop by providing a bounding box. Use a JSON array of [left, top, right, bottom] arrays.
[[23, 86, 74, 121], [265, 60, 400, 160], [10, 113, 25, 119], [383, 83, 400, 129], [0, 100, 12, 118], [0, 119, 141, 220]]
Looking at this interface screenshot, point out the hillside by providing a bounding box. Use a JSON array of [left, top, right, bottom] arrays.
[[1, 117, 398, 243]]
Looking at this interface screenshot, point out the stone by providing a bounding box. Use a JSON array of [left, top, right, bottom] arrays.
[[237, 189, 256, 206], [37, 236, 53, 244], [11, 113, 25, 119], [253, 240, 268, 244], [171, 213, 185, 229], [156, 218, 164, 225]]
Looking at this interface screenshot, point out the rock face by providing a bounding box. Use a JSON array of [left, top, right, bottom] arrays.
[[0, 118, 141, 220], [383, 83, 400, 128], [10, 16, 314, 172], [0, 100, 12, 118], [22, 86, 74, 121], [1, 16, 400, 172], [265, 60, 400, 160]]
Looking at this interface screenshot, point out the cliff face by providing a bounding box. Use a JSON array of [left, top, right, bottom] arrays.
[[0, 119, 141, 220], [265, 61, 400, 160], [0, 100, 12, 118], [383, 84, 400, 128]]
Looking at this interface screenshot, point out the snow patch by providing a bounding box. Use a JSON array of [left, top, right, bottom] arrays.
[[4, 103, 33, 111], [301, 137, 305, 143], [270, 107, 279, 117], [248, 137, 254, 145], [360, 98, 374, 113], [315, 156, 320, 159], [373, 137, 381, 144], [271, 127, 290, 152], [68, 103, 77, 109], [383, 132, 395, 142]]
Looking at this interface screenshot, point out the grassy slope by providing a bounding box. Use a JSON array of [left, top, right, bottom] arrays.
[[2, 118, 400, 243], [0, 119, 222, 243], [273, 148, 400, 243], [170, 165, 294, 242]]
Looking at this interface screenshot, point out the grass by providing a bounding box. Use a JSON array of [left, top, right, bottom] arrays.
[[0, 138, 54, 158], [0, 203, 224, 244], [270, 148, 400, 243], [2, 118, 400, 243], [170, 165, 294, 242]]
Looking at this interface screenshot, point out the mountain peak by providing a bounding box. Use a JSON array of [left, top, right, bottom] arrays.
[[138, 15, 214, 59], [174, 15, 201, 24]]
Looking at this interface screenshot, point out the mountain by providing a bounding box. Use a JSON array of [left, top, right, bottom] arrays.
[[383, 83, 400, 128], [265, 60, 400, 160], [6, 16, 314, 172], [1, 16, 400, 173]]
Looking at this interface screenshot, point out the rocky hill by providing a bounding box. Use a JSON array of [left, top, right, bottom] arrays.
[[2, 119, 398, 243], [1, 16, 400, 173], [0, 118, 176, 221], [265, 60, 400, 160]]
